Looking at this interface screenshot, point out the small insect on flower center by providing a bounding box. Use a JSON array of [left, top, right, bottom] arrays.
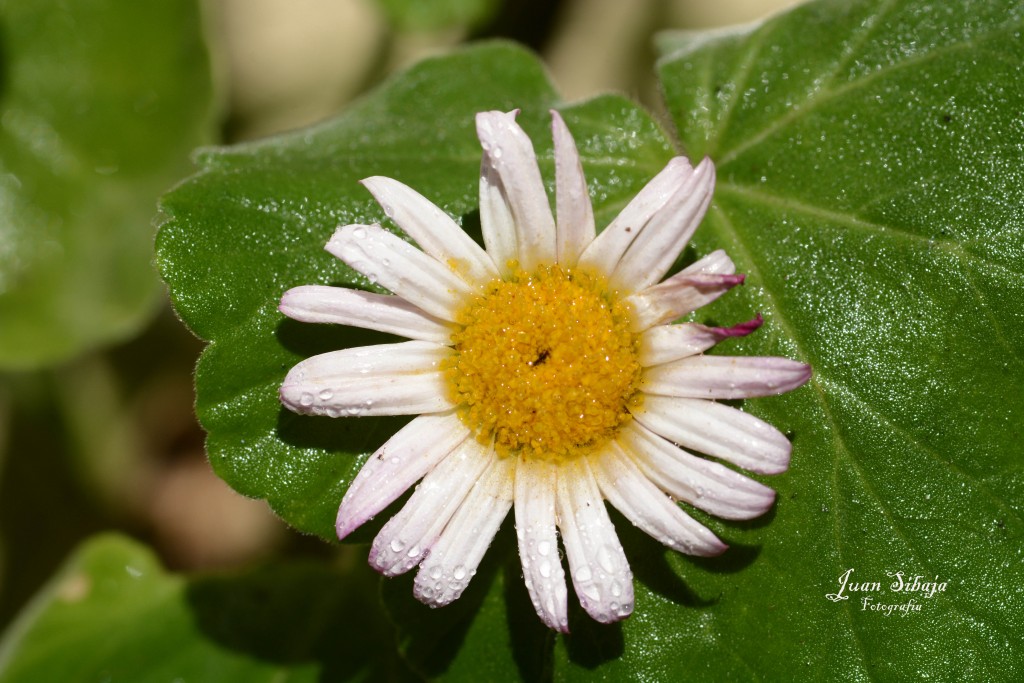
[[444, 265, 642, 462]]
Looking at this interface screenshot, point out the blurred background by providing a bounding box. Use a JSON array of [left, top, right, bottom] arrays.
[[0, 0, 799, 632]]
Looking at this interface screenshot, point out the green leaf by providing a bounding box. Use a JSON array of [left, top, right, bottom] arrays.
[[158, 1, 1023, 677], [0, 0, 214, 369], [0, 534, 408, 682], [156, 41, 674, 541], [638, 0, 1023, 680]]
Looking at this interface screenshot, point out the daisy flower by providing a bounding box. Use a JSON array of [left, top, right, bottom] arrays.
[[279, 109, 811, 631]]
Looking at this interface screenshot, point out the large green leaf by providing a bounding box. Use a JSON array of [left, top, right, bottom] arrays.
[[644, 0, 1022, 680], [157, 2, 1023, 678], [0, 534, 406, 682], [156, 41, 674, 541], [0, 0, 213, 369]]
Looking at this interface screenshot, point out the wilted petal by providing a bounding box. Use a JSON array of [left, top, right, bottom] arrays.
[[551, 110, 595, 268], [336, 412, 470, 539], [476, 111, 556, 270], [361, 176, 498, 285], [596, 443, 726, 555], [414, 453, 513, 607], [642, 355, 812, 399], [280, 285, 454, 344], [326, 223, 474, 321], [368, 438, 490, 576], [626, 250, 739, 331], [515, 456, 569, 632], [638, 315, 764, 367], [280, 340, 453, 417], [631, 396, 794, 475], [620, 421, 778, 517], [557, 458, 634, 624]]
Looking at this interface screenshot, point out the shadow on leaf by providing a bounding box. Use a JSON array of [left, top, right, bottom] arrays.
[[186, 560, 413, 682]]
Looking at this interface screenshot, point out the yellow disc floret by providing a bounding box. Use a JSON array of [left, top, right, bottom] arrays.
[[444, 265, 641, 462]]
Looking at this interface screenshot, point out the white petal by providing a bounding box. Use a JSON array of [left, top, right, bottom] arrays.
[[476, 111, 556, 270], [514, 457, 569, 632], [280, 340, 453, 417], [368, 438, 490, 576], [631, 396, 793, 475], [280, 285, 454, 344], [625, 250, 739, 332], [557, 458, 634, 624], [576, 157, 693, 278], [336, 412, 470, 539], [361, 176, 498, 285], [620, 421, 778, 517], [551, 110, 595, 268], [593, 444, 727, 556], [610, 157, 715, 292], [479, 157, 517, 277], [638, 315, 764, 367], [326, 223, 474, 321], [413, 454, 513, 607], [642, 355, 812, 399]]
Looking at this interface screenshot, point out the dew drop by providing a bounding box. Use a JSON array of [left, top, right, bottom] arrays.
[[318, 389, 333, 401], [429, 565, 443, 580], [453, 565, 467, 580], [537, 540, 551, 556], [390, 539, 405, 553], [352, 227, 367, 239], [299, 393, 314, 407]]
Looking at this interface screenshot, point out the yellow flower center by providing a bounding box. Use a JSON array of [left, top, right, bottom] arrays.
[[444, 265, 642, 462]]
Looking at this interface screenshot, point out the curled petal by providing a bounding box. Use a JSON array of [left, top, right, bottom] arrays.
[[515, 457, 569, 632], [361, 176, 498, 285], [557, 459, 634, 624], [414, 454, 513, 608], [479, 157, 518, 277], [551, 110, 595, 267], [280, 340, 453, 417], [326, 223, 474, 321], [625, 249, 738, 331], [642, 355, 812, 400], [336, 412, 470, 539], [476, 110, 556, 270], [639, 314, 764, 367], [620, 421, 778, 517], [593, 444, 727, 556], [631, 396, 793, 475], [610, 157, 715, 292], [368, 439, 490, 576], [280, 285, 454, 344]]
